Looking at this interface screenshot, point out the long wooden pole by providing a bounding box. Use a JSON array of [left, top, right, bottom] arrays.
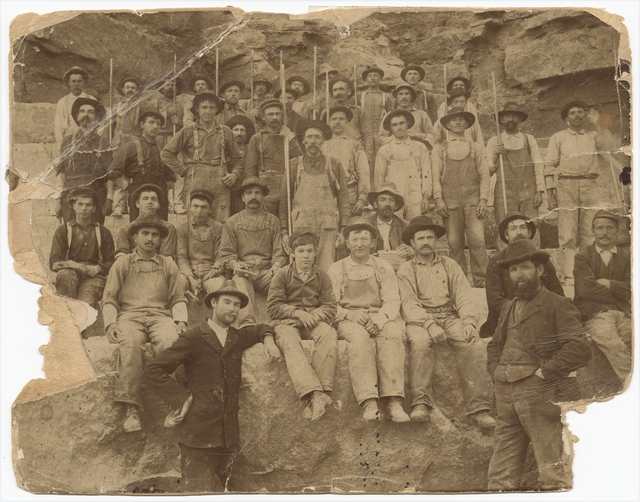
[[443, 64, 448, 142], [215, 47, 219, 92], [325, 69, 330, 125], [281, 56, 293, 234], [109, 58, 113, 145], [173, 54, 177, 137], [353, 63, 358, 107], [491, 71, 508, 216], [313, 46, 317, 120], [280, 52, 286, 131], [250, 49, 255, 110]]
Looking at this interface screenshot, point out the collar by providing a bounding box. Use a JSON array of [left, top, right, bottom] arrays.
[[399, 105, 418, 112], [364, 88, 382, 93], [414, 252, 443, 267], [567, 128, 586, 135], [195, 120, 221, 133], [376, 216, 392, 227], [225, 103, 239, 111], [295, 264, 316, 278], [69, 219, 98, 228], [132, 250, 161, 263], [595, 244, 617, 254], [140, 135, 158, 146], [207, 318, 229, 335], [502, 131, 523, 141], [190, 216, 212, 228], [347, 255, 374, 268], [304, 153, 326, 168], [392, 136, 412, 145]]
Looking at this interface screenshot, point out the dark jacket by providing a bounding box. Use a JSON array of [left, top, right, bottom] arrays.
[[573, 244, 631, 320], [144, 320, 274, 449], [479, 247, 564, 338], [487, 287, 591, 381], [365, 212, 410, 253]]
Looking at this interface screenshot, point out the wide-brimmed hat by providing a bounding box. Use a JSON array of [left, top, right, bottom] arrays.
[[225, 115, 256, 140], [342, 216, 377, 239], [118, 76, 141, 95], [287, 76, 310, 96], [317, 63, 338, 79], [327, 105, 353, 122], [402, 215, 446, 245], [63, 66, 89, 84], [67, 187, 101, 208], [189, 188, 215, 205], [367, 182, 405, 211], [252, 73, 274, 93], [498, 101, 528, 122], [138, 106, 165, 126], [260, 98, 284, 113], [204, 279, 249, 309], [298, 120, 333, 140], [498, 213, 537, 244], [191, 92, 222, 117], [189, 74, 215, 92], [132, 183, 165, 203], [128, 213, 169, 238], [441, 106, 475, 131], [219, 80, 245, 94], [560, 100, 590, 120], [400, 64, 425, 82], [274, 87, 300, 100], [446, 87, 471, 105], [362, 64, 385, 80], [446, 76, 471, 93], [71, 98, 106, 125], [382, 109, 415, 132], [289, 227, 318, 249], [592, 209, 621, 227], [498, 239, 550, 269], [241, 176, 269, 196], [391, 82, 417, 101]]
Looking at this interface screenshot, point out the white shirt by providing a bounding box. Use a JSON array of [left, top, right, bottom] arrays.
[[207, 318, 229, 347], [595, 244, 617, 266], [377, 217, 392, 250]]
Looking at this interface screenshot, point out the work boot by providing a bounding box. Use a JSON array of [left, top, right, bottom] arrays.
[[310, 391, 332, 421], [387, 397, 410, 423], [410, 404, 431, 423], [302, 398, 313, 420], [362, 399, 380, 421], [471, 410, 496, 428], [123, 404, 142, 432]]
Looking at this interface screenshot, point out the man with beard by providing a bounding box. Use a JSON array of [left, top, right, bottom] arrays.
[[574, 210, 631, 386], [480, 213, 564, 339], [244, 99, 303, 215], [400, 64, 438, 125], [217, 80, 256, 127], [358, 65, 395, 159], [280, 121, 350, 271], [487, 239, 591, 490], [366, 183, 414, 261], [274, 87, 308, 139], [287, 75, 313, 120], [183, 74, 216, 128], [111, 76, 143, 144], [433, 88, 483, 146], [55, 66, 96, 145], [145, 280, 278, 492], [397, 216, 495, 427], [486, 102, 545, 249]]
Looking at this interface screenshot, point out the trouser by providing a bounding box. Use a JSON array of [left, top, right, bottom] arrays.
[[111, 175, 129, 215], [274, 322, 338, 398], [557, 178, 599, 280], [336, 318, 405, 404], [406, 316, 491, 415], [170, 174, 186, 212], [179, 443, 258, 493], [259, 171, 283, 217], [230, 271, 273, 328], [114, 311, 179, 407], [488, 376, 574, 490], [55, 269, 106, 309], [493, 183, 540, 250], [586, 310, 632, 383]]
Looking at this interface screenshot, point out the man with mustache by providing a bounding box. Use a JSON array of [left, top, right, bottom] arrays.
[[54, 66, 96, 145], [110, 76, 143, 144], [287, 75, 313, 120], [397, 216, 495, 427], [240, 73, 273, 127], [400, 64, 439, 125], [486, 102, 545, 250], [487, 239, 591, 490], [358, 65, 395, 159], [102, 213, 188, 433], [145, 280, 278, 492], [217, 80, 257, 127]]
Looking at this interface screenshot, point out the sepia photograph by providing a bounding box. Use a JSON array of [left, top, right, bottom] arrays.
[[2, 1, 637, 498]]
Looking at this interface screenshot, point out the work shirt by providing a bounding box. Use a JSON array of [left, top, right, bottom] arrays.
[[176, 217, 223, 279], [207, 318, 229, 347], [486, 132, 546, 192], [115, 219, 178, 259], [181, 95, 196, 128], [323, 134, 370, 200], [437, 100, 479, 120], [410, 84, 439, 125], [319, 100, 375, 162], [431, 138, 490, 201], [366, 212, 412, 256], [54, 91, 97, 144], [109, 96, 141, 144], [397, 253, 477, 330], [244, 127, 303, 178], [378, 106, 436, 148], [215, 103, 257, 128], [49, 219, 115, 275], [377, 217, 392, 250], [544, 128, 601, 188], [374, 137, 433, 198], [57, 130, 113, 189]]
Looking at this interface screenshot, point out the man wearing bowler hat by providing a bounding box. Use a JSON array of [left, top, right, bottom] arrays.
[[327, 216, 410, 423], [487, 239, 591, 490], [358, 64, 395, 157], [55, 66, 96, 144], [432, 106, 490, 287], [400, 64, 438, 124], [397, 216, 495, 427], [182, 74, 216, 128], [145, 279, 278, 492], [102, 213, 188, 433]]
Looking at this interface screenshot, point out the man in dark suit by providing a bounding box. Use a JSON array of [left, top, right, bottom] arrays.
[[486, 240, 591, 490], [144, 280, 280, 493]]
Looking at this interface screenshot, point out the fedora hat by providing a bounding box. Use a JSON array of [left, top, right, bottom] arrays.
[[191, 92, 222, 117], [274, 86, 300, 100], [117, 76, 141, 95], [138, 106, 165, 126], [63, 66, 89, 84], [498, 213, 536, 244], [189, 74, 215, 92], [498, 101, 528, 122], [67, 187, 102, 208], [252, 73, 274, 93], [391, 82, 417, 101], [367, 182, 405, 211], [362, 64, 385, 80], [441, 106, 475, 131], [260, 98, 284, 113], [241, 176, 269, 196], [560, 100, 590, 120], [400, 64, 425, 82], [289, 227, 318, 250], [317, 63, 338, 79], [498, 239, 550, 269], [71, 98, 106, 125], [204, 279, 249, 309], [132, 183, 165, 203], [287, 76, 311, 96], [225, 115, 256, 140], [382, 109, 415, 132], [402, 215, 446, 245], [298, 120, 333, 141], [446, 76, 471, 93], [342, 216, 377, 239], [219, 80, 246, 94], [189, 188, 215, 205], [128, 213, 169, 239]]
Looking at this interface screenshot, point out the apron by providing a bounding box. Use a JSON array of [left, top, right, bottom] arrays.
[[440, 142, 480, 210], [340, 258, 383, 312], [494, 135, 537, 213], [383, 143, 424, 217]]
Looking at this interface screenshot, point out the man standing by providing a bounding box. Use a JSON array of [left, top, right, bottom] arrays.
[[487, 239, 591, 490], [240, 73, 273, 129], [145, 280, 279, 492], [397, 216, 495, 426], [280, 120, 350, 271], [486, 102, 545, 249], [366, 183, 414, 260], [274, 86, 308, 138], [267, 229, 338, 421], [480, 213, 564, 339], [434, 89, 483, 145], [102, 213, 188, 432], [162, 92, 243, 223], [358, 65, 394, 157], [574, 210, 631, 385], [287, 75, 313, 119], [111, 75, 143, 144], [226, 115, 256, 215], [182, 74, 216, 127], [437, 76, 478, 120], [55, 66, 96, 145], [327, 217, 409, 422], [400, 64, 438, 124], [217, 80, 256, 126], [218, 177, 288, 328], [374, 109, 432, 221], [432, 107, 489, 287], [49, 188, 115, 310]]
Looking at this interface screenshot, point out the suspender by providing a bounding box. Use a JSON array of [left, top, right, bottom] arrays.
[[133, 139, 146, 173], [339, 257, 382, 298], [65, 222, 103, 264], [293, 156, 340, 195], [360, 91, 387, 118]]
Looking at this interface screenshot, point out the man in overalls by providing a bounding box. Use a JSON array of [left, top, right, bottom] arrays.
[[102, 213, 188, 432], [358, 64, 395, 162], [432, 107, 490, 287], [322, 106, 370, 216], [374, 109, 432, 221], [161, 92, 243, 223], [280, 120, 350, 271], [244, 98, 303, 215], [327, 216, 410, 423], [486, 102, 545, 249]]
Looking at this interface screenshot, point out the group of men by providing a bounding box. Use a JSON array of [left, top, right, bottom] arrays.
[[48, 62, 631, 492]]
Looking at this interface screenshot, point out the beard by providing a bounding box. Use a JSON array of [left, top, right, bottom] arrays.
[[513, 275, 541, 299]]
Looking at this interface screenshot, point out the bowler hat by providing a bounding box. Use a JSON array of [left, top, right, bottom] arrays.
[[298, 120, 332, 140], [118, 76, 141, 95], [189, 74, 215, 93], [400, 64, 425, 82], [317, 63, 338, 79], [498, 213, 536, 244], [362, 64, 385, 80], [382, 109, 415, 132], [498, 101, 528, 122], [560, 100, 590, 121], [138, 106, 165, 126], [219, 80, 246, 94], [327, 105, 353, 122], [128, 213, 169, 238], [342, 216, 377, 239], [260, 98, 284, 113], [253, 74, 274, 93], [592, 209, 621, 227], [497, 239, 550, 269], [402, 215, 446, 245], [63, 66, 89, 84], [204, 279, 249, 309], [189, 188, 215, 205], [274, 87, 300, 100], [71, 98, 106, 125], [287, 76, 310, 95], [367, 182, 405, 211], [446, 76, 471, 93], [289, 227, 318, 249], [441, 106, 475, 131], [241, 176, 269, 196], [225, 115, 256, 140], [391, 83, 417, 101], [191, 92, 222, 117], [446, 87, 471, 105], [132, 183, 165, 203], [67, 187, 101, 208]]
